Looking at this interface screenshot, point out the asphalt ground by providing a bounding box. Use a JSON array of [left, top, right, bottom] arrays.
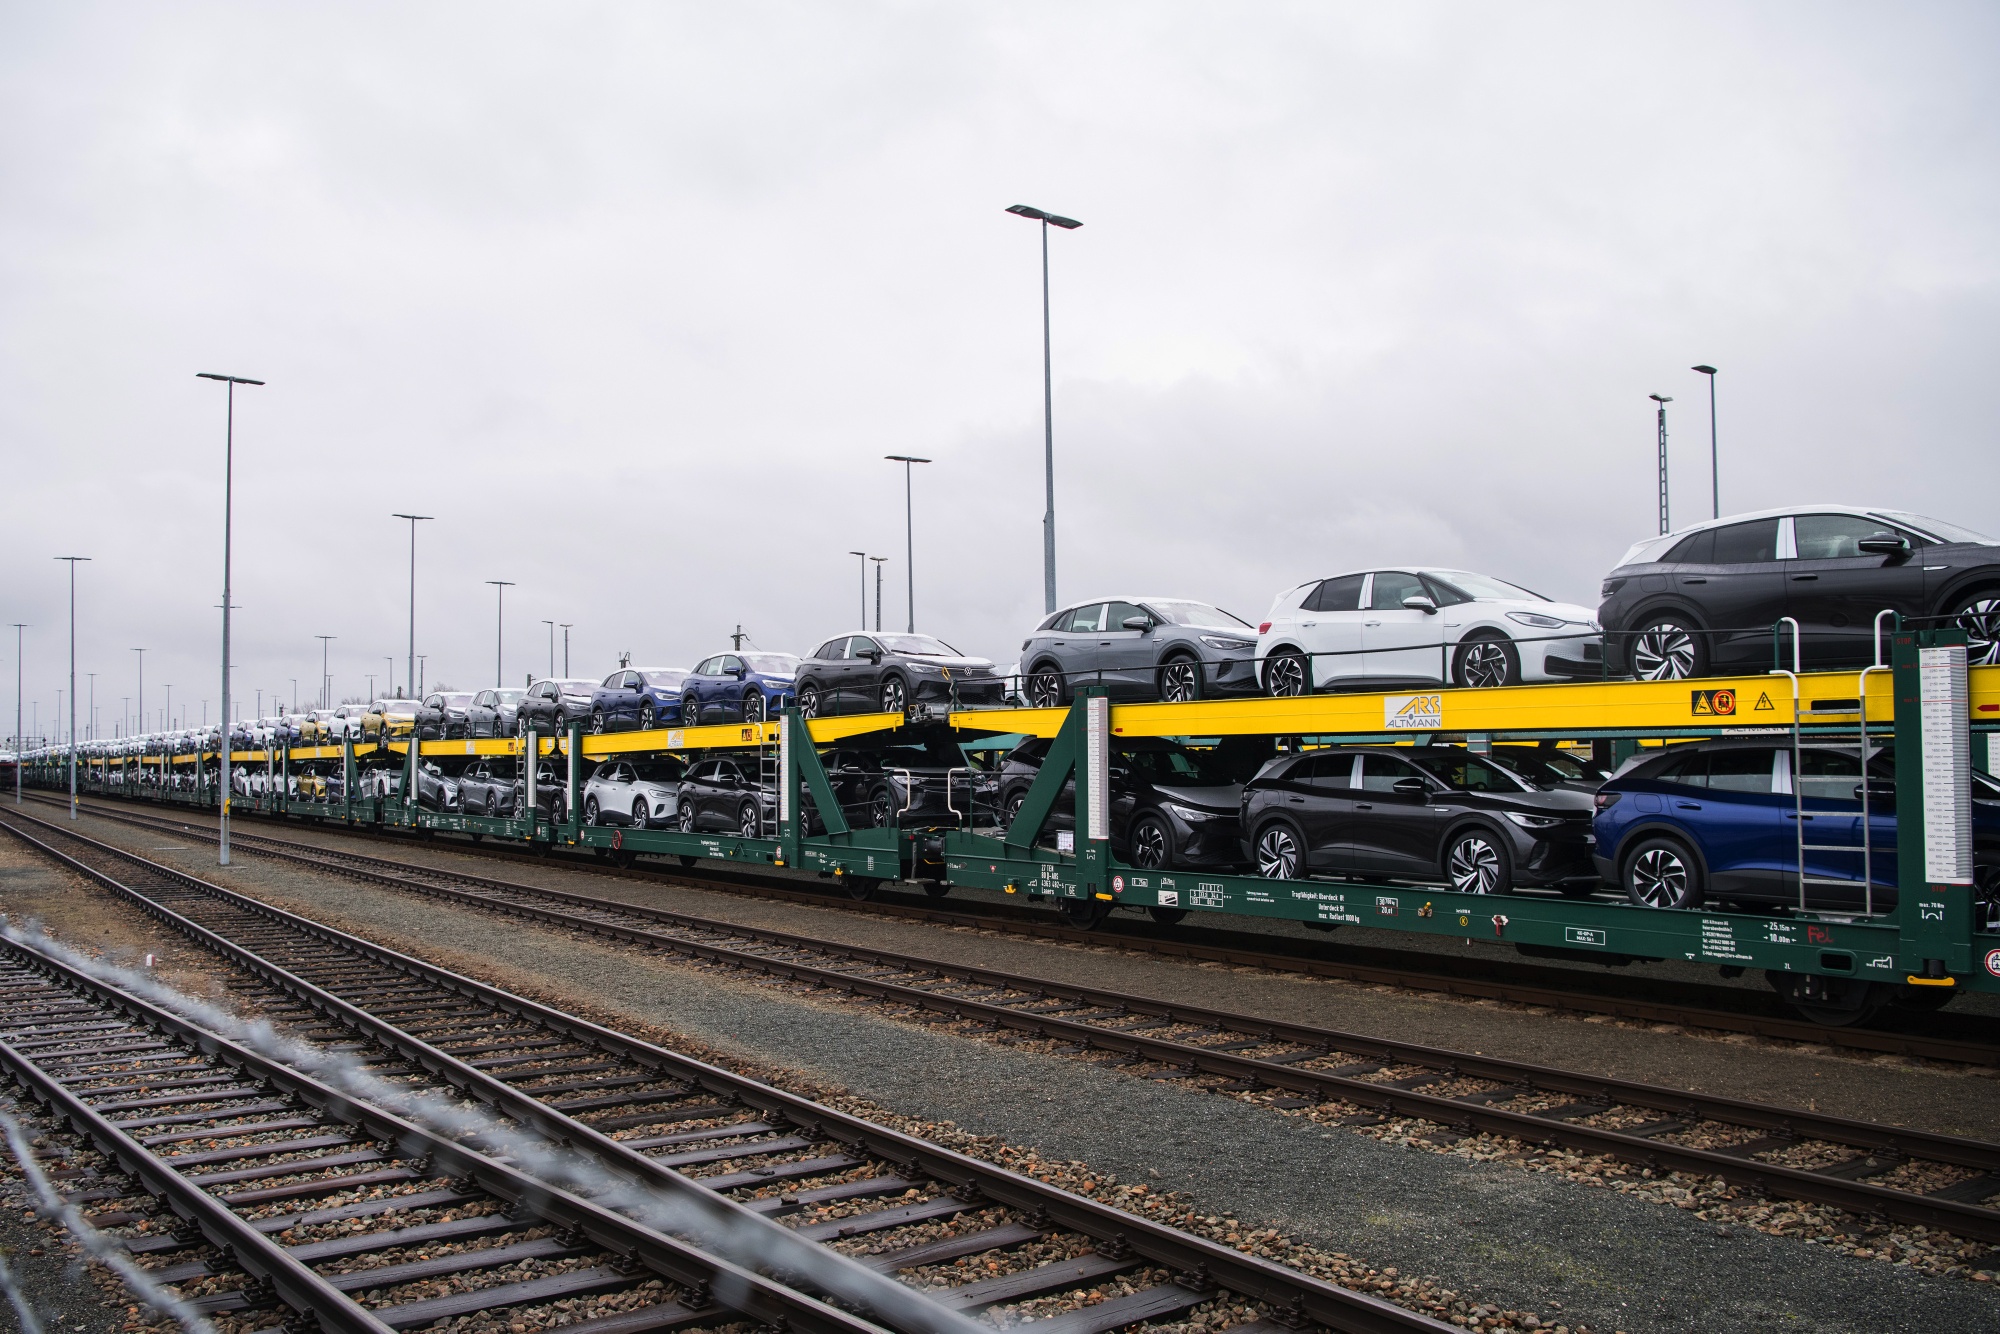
[[17, 811, 1996, 1333]]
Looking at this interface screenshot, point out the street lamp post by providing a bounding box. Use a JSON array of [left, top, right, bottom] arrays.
[[55, 556, 89, 819], [385, 657, 395, 696], [1005, 203, 1082, 615], [315, 635, 334, 709], [392, 514, 433, 705], [12, 623, 25, 806], [198, 370, 264, 868], [88, 673, 96, 742], [131, 647, 144, 747], [883, 456, 931, 632], [542, 621, 556, 679], [559, 624, 571, 676], [1692, 366, 1719, 519], [1648, 394, 1673, 536], [848, 552, 868, 627], [487, 582, 515, 686], [870, 557, 886, 632]]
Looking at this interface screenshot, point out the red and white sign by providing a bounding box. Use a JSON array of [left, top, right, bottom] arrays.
[[1985, 948, 2000, 979]]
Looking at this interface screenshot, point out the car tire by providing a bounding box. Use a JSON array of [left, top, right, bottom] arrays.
[[743, 691, 766, 723], [1943, 587, 2000, 666], [589, 710, 606, 735], [1622, 834, 1704, 909], [880, 676, 907, 716], [681, 694, 700, 727], [1453, 633, 1520, 689], [1026, 666, 1065, 709], [1254, 821, 1302, 879], [638, 702, 654, 731], [1629, 615, 1708, 680], [1002, 790, 1026, 830], [632, 797, 649, 830], [797, 683, 821, 719], [677, 801, 696, 833], [1444, 826, 1512, 894], [738, 801, 761, 838], [1128, 812, 1173, 870], [868, 785, 896, 829], [1264, 650, 1309, 697], [1157, 656, 1203, 703]]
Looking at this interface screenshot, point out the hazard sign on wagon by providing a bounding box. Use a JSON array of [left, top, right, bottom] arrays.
[[1691, 688, 1736, 717]]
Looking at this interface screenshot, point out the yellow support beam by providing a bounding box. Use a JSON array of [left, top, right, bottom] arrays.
[[576, 711, 906, 757], [952, 665, 2000, 740]]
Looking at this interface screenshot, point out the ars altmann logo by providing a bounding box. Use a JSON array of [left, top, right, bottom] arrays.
[[1385, 694, 1443, 730]]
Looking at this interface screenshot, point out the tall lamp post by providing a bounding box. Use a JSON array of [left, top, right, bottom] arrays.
[[1648, 394, 1672, 536], [870, 557, 887, 632], [848, 552, 868, 627], [198, 370, 263, 868], [392, 514, 433, 704], [12, 624, 26, 806], [559, 624, 572, 676], [55, 556, 89, 819], [1005, 204, 1082, 615], [1691, 365, 1719, 519], [487, 582, 514, 686], [883, 457, 931, 632], [542, 620, 556, 679], [315, 635, 335, 709], [131, 647, 145, 746]]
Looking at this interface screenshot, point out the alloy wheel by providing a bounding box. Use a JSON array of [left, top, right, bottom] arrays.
[[682, 695, 699, 726], [1632, 624, 1698, 680], [1448, 832, 1504, 893], [589, 711, 605, 735], [1159, 660, 1201, 703], [743, 692, 766, 723], [870, 788, 895, 829], [583, 796, 599, 826], [678, 802, 695, 833], [797, 685, 820, 719], [1255, 825, 1299, 879], [1629, 845, 1690, 908], [633, 798, 648, 829], [1130, 817, 1170, 869], [738, 803, 760, 838], [1950, 594, 2000, 665], [1457, 639, 1512, 688], [1027, 671, 1064, 709], [1265, 653, 1308, 697], [881, 677, 906, 715]]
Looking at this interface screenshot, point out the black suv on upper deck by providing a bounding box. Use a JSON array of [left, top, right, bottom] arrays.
[[1598, 505, 2000, 678]]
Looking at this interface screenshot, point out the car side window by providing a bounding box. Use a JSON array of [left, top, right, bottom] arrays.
[[1306, 753, 1358, 788], [1105, 601, 1149, 631], [1706, 748, 1776, 794], [1797, 748, 1862, 800], [849, 637, 880, 658], [722, 656, 742, 674], [813, 642, 842, 661], [1420, 576, 1473, 608], [1652, 751, 1706, 788], [1358, 754, 1416, 792], [1794, 514, 1895, 560], [1664, 529, 1715, 564], [1072, 604, 1110, 633], [1306, 575, 1365, 613], [1710, 518, 1781, 564], [1366, 572, 1427, 611]]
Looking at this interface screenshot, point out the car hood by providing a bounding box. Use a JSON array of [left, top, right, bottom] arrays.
[[1152, 782, 1244, 814], [900, 655, 996, 671], [1463, 788, 1595, 816]]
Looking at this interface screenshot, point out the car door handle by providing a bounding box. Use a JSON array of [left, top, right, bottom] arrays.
[[1681, 577, 1706, 584], [1675, 801, 1701, 810], [1784, 813, 1814, 821], [1364, 620, 1382, 627], [1791, 574, 1818, 581], [1287, 796, 1305, 804], [1301, 622, 1317, 628], [1355, 803, 1374, 810]]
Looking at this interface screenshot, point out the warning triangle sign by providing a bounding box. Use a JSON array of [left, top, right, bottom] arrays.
[[1753, 691, 1775, 711]]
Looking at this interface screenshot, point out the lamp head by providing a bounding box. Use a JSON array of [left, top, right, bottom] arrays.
[[196, 373, 265, 385], [1006, 205, 1081, 229], [1649, 394, 1673, 404], [884, 454, 933, 464], [1692, 365, 1717, 376]]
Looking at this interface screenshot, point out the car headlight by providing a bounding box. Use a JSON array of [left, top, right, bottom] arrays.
[[1503, 811, 1566, 829], [1199, 636, 1255, 650], [1165, 802, 1219, 823], [1505, 612, 1566, 630]]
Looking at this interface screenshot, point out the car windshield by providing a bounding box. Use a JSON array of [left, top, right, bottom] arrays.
[[1491, 748, 1602, 788], [442, 693, 474, 705], [1116, 739, 1233, 787], [742, 654, 800, 675], [1424, 571, 1548, 602], [556, 680, 597, 696], [493, 690, 525, 704], [876, 634, 959, 656], [1875, 511, 1996, 545], [639, 670, 687, 689], [632, 758, 687, 782], [1144, 600, 1251, 628], [1403, 749, 1534, 792]]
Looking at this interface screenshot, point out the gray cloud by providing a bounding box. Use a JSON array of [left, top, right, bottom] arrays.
[[2, 1, 1995, 737]]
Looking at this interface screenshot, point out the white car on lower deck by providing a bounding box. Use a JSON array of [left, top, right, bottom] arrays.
[[1254, 567, 1602, 693]]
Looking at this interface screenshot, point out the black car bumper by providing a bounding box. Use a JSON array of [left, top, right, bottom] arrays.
[[1542, 643, 1605, 679], [1514, 832, 1599, 885], [912, 677, 1006, 706]]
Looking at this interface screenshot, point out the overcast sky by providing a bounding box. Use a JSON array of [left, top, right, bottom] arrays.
[[3, 1, 1996, 738]]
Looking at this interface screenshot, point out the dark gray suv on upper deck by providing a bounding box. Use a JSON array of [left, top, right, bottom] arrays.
[[1598, 505, 2000, 678], [1019, 596, 1259, 707]]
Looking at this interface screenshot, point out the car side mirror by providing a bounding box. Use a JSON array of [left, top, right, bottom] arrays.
[[1402, 595, 1438, 614], [1121, 615, 1152, 631], [1858, 533, 1911, 557], [864, 651, 882, 664], [1392, 776, 1428, 796]]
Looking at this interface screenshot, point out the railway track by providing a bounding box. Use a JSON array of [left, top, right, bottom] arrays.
[[12, 808, 2000, 1251], [0, 810, 1449, 1334], [43, 791, 2000, 1066]]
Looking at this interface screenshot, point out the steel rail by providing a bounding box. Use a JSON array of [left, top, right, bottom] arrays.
[[0, 810, 1451, 1334], [0, 934, 878, 1334], [57, 807, 2000, 1245], [50, 790, 1999, 1065]]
